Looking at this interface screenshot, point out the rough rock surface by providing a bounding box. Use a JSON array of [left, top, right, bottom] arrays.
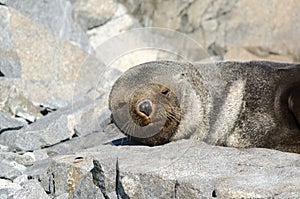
[[0, 112, 24, 133], [120, 0, 300, 63], [5, 0, 92, 53], [0, 0, 300, 198], [0, 6, 21, 78], [19, 141, 300, 198]]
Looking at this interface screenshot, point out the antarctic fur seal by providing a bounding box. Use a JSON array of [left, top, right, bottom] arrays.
[[109, 61, 300, 153]]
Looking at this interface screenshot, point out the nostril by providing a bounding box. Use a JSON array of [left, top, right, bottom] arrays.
[[138, 100, 152, 117]]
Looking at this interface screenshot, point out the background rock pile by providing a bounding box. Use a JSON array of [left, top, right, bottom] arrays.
[[0, 0, 299, 198]]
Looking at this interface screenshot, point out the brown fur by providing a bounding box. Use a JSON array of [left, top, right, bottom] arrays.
[[111, 83, 181, 145], [109, 60, 300, 153]]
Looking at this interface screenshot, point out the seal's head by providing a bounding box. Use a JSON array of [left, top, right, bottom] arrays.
[[109, 61, 197, 145], [110, 82, 181, 145]]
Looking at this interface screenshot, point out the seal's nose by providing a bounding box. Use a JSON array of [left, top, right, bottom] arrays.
[[138, 100, 152, 117]]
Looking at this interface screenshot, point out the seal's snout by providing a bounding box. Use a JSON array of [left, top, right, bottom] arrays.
[[138, 100, 152, 117]]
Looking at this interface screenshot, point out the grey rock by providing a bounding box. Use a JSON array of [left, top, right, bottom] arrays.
[[0, 97, 94, 151], [73, 100, 111, 137], [6, 0, 91, 53], [72, 173, 104, 199], [7, 7, 89, 83], [35, 124, 123, 160], [13, 174, 28, 184], [25, 156, 94, 197], [0, 144, 9, 152], [0, 84, 42, 122], [90, 27, 208, 72], [71, 0, 118, 31], [0, 152, 36, 166], [15, 110, 37, 123], [0, 5, 21, 78], [0, 158, 26, 180], [55, 193, 69, 199], [73, 53, 122, 101], [119, 0, 300, 62], [33, 150, 49, 162], [88, 4, 141, 49], [0, 179, 22, 199], [0, 79, 83, 108], [0, 112, 24, 133], [25, 140, 300, 198], [40, 97, 70, 111], [11, 179, 50, 199]]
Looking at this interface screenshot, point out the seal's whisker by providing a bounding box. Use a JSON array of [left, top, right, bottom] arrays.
[[123, 120, 137, 137], [132, 122, 140, 137], [157, 110, 180, 123], [130, 122, 139, 136], [166, 111, 180, 122], [120, 120, 130, 132], [157, 111, 168, 121]]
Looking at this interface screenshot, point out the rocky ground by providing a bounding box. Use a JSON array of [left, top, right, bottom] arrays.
[[0, 0, 300, 198]]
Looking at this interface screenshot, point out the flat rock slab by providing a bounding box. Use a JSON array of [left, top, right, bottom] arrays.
[[24, 140, 300, 198], [0, 178, 50, 199], [0, 112, 24, 133], [0, 6, 21, 78], [0, 97, 94, 151], [5, 0, 91, 53]]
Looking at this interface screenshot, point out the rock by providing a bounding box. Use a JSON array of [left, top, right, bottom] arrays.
[[71, 0, 118, 31], [0, 152, 36, 166], [0, 97, 93, 151], [93, 27, 208, 72], [72, 173, 105, 199], [0, 5, 21, 78], [40, 97, 70, 112], [87, 4, 141, 49], [13, 175, 28, 184], [33, 124, 123, 161], [11, 179, 50, 199], [0, 93, 120, 152], [0, 3, 122, 109], [54, 193, 69, 199], [5, 0, 91, 53], [0, 144, 9, 152], [119, 0, 300, 62], [72, 99, 111, 137], [0, 84, 42, 122], [8, 7, 87, 82], [0, 112, 24, 133], [0, 158, 26, 180], [22, 140, 300, 198], [0, 78, 77, 110], [25, 156, 94, 198], [0, 179, 22, 199]]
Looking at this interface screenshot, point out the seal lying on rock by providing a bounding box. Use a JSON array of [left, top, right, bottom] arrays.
[[109, 61, 300, 153]]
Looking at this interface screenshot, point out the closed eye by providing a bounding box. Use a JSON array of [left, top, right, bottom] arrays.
[[118, 102, 127, 108], [161, 87, 170, 95]]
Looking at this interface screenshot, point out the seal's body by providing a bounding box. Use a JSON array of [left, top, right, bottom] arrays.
[[109, 61, 300, 153]]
